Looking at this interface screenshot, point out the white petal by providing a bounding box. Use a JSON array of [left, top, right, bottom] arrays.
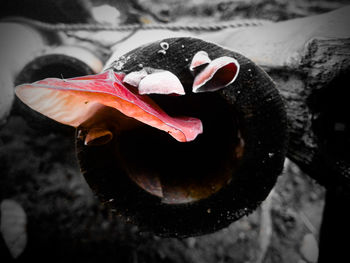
[[189, 51, 211, 71], [138, 71, 185, 95], [123, 68, 148, 87]]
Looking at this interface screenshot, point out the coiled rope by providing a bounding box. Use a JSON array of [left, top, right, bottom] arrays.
[[2, 16, 272, 32]]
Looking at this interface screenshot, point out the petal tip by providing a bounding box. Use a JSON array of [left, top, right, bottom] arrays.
[[84, 128, 113, 146], [189, 51, 211, 72]]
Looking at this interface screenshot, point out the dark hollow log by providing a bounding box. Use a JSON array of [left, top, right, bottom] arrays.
[[76, 37, 288, 237]]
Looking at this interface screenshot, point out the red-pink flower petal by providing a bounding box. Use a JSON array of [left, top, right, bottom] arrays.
[[15, 70, 202, 142]]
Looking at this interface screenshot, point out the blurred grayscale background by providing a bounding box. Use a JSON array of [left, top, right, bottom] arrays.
[[1, 1, 350, 262]]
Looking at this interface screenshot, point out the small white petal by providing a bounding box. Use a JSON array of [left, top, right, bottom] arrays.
[[189, 51, 211, 71], [139, 71, 185, 95], [123, 68, 148, 87]]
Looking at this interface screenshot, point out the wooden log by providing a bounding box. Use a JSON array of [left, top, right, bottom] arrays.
[[104, 6, 350, 186], [203, 7, 350, 261], [76, 37, 288, 237], [202, 6, 350, 68], [0, 22, 47, 124], [204, 6, 350, 187], [4, 5, 348, 243], [16, 45, 104, 83], [86, 9, 350, 249]]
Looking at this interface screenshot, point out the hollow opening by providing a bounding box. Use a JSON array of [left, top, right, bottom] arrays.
[[112, 92, 244, 204], [24, 60, 93, 83], [208, 63, 238, 88]]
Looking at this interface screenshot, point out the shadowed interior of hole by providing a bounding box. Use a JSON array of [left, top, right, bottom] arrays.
[[211, 63, 237, 87], [115, 92, 244, 204], [25, 60, 92, 82], [199, 63, 237, 91]]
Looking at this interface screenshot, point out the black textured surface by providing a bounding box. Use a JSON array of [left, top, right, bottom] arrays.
[[77, 37, 288, 237]]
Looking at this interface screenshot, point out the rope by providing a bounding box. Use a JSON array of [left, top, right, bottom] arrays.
[[2, 16, 272, 32]]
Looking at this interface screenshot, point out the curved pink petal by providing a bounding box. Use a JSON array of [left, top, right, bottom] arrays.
[[15, 70, 202, 142]]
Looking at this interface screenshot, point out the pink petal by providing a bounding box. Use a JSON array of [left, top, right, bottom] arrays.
[[15, 70, 202, 142]]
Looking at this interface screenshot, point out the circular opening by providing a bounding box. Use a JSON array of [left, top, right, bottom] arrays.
[[112, 92, 244, 204], [29, 63, 87, 80], [23, 56, 94, 82]]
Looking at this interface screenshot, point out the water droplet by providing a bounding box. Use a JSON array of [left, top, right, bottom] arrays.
[[157, 50, 167, 55], [160, 42, 169, 50], [138, 63, 143, 68], [113, 61, 125, 71], [207, 208, 211, 213], [268, 152, 275, 158], [185, 58, 189, 62], [181, 45, 185, 48]]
